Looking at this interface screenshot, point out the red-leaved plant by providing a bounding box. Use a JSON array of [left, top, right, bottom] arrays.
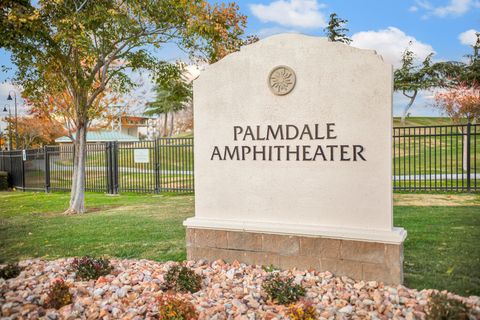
[[70, 256, 113, 280]]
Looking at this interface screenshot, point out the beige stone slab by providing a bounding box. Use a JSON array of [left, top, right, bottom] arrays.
[[191, 34, 396, 233], [279, 255, 321, 270], [188, 246, 241, 263], [241, 251, 280, 267], [186, 228, 195, 247], [340, 240, 386, 264], [194, 229, 227, 249], [385, 243, 404, 267], [363, 262, 401, 284], [299, 237, 341, 258], [227, 231, 263, 251], [321, 258, 363, 280], [262, 233, 299, 255]]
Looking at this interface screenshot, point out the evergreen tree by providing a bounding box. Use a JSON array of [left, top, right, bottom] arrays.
[[324, 13, 351, 44], [433, 33, 480, 88]]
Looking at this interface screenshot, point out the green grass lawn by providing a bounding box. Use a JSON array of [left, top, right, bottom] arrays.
[[0, 192, 194, 263], [0, 191, 479, 296], [395, 205, 480, 296]]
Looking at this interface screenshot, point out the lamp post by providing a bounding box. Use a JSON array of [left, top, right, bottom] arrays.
[[7, 91, 18, 150], [2, 105, 12, 150]]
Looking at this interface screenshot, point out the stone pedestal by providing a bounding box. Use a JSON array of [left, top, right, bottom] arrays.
[[187, 228, 404, 284]]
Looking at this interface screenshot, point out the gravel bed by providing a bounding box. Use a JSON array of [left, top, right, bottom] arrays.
[[1, 258, 479, 319]]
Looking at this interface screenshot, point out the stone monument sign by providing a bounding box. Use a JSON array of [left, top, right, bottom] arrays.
[[184, 34, 407, 284]]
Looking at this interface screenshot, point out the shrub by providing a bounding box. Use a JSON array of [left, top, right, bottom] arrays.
[[0, 263, 22, 279], [165, 265, 202, 293], [288, 301, 318, 320], [426, 293, 469, 320], [44, 278, 73, 309], [71, 256, 113, 280], [262, 273, 305, 305], [0, 171, 8, 190], [157, 294, 198, 320]]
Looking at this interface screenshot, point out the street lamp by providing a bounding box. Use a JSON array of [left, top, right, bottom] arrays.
[[7, 91, 18, 150], [2, 104, 12, 150]]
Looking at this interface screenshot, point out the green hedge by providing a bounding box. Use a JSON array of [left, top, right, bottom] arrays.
[[0, 171, 8, 190]]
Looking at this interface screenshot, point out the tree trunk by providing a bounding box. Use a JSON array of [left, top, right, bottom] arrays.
[[169, 112, 174, 137], [401, 90, 418, 125], [163, 113, 168, 137], [69, 135, 79, 206], [65, 124, 87, 214]]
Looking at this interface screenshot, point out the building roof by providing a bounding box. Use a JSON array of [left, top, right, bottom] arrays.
[[55, 131, 139, 143]]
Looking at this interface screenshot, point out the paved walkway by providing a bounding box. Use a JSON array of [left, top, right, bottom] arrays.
[[394, 173, 480, 181]]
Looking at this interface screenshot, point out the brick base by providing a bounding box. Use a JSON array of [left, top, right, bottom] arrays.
[[186, 228, 403, 284]]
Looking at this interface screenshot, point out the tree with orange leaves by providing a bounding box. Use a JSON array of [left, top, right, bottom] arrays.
[[435, 83, 480, 124], [4, 115, 66, 149], [27, 85, 124, 142], [435, 83, 480, 171]]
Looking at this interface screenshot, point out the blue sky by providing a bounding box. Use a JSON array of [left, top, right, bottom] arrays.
[[0, 0, 479, 118]]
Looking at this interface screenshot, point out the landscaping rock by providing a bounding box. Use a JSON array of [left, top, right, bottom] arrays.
[[0, 258, 479, 319]]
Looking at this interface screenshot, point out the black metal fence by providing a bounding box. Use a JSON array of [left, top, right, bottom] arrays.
[[1, 125, 479, 193], [0, 138, 194, 194], [393, 123, 479, 192]]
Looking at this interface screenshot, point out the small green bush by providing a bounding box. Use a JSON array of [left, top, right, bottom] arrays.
[[262, 264, 279, 273], [45, 278, 72, 309], [165, 265, 202, 293], [70, 256, 113, 280], [426, 293, 469, 320], [262, 273, 305, 305], [0, 263, 22, 279], [0, 171, 8, 190], [157, 294, 198, 320]]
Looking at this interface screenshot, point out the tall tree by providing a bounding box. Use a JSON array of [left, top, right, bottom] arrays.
[[1, 0, 247, 213], [394, 46, 439, 124], [324, 13, 351, 44], [145, 63, 193, 137], [433, 36, 480, 171]]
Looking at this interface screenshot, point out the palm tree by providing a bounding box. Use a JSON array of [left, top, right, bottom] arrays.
[[145, 63, 193, 137]]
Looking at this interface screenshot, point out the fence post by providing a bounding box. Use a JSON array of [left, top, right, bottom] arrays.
[[44, 145, 50, 193], [106, 142, 112, 194], [106, 141, 119, 195], [112, 141, 118, 194], [9, 151, 12, 186], [154, 139, 160, 193], [21, 150, 25, 191], [466, 122, 471, 192]]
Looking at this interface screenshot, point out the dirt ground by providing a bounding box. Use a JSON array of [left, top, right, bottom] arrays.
[[394, 193, 480, 206]]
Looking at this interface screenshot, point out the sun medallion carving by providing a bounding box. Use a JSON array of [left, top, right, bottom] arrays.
[[268, 65, 296, 96]]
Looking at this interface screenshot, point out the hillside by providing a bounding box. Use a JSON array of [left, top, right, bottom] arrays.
[[393, 117, 454, 127]]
